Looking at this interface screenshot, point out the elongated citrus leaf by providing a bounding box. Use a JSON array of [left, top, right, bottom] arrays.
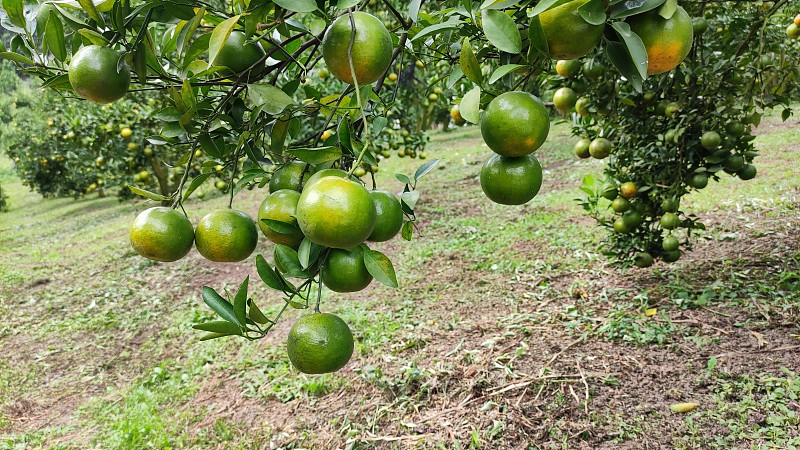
[[606, 40, 643, 93], [182, 172, 211, 200], [177, 7, 205, 57], [401, 221, 413, 241], [528, 0, 563, 18], [578, 0, 607, 25], [77, 28, 109, 46], [481, 0, 519, 10], [193, 320, 242, 335], [274, 0, 316, 12], [482, 9, 521, 54], [208, 15, 240, 70], [609, 0, 666, 19], [45, 14, 67, 61], [233, 276, 249, 328], [201, 286, 241, 326], [488, 64, 524, 84], [256, 254, 285, 291], [247, 299, 270, 324], [77, 0, 104, 27], [286, 146, 342, 165], [336, 0, 359, 9], [460, 38, 483, 84], [261, 218, 298, 235], [460, 86, 481, 124], [248, 84, 294, 114], [411, 20, 463, 41], [127, 185, 171, 201], [414, 159, 440, 181], [2, 0, 26, 28], [658, 0, 677, 19], [274, 245, 308, 278], [0, 52, 35, 65], [363, 249, 399, 288], [409, 0, 421, 22], [528, 16, 548, 55], [669, 402, 699, 413], [610, 21, 648, 81], [199, 332, 237, 341], [297, 238, 321, 270]]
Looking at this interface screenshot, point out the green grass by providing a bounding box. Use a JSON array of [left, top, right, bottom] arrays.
[[1, 117, 799, 448]]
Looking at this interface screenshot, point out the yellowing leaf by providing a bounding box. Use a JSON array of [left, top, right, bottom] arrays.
[[645, 308, 657, 317], [669, 402, 699, 413]]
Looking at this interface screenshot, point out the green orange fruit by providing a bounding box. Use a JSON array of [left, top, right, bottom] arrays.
[[660, 212, 680, 230], [305, 168, 348, 189], [628, 6, 693, 75], [258, 190, 304, 248], [687, 173, 709, 189], [553, 87, 578, 113], [700, 131, 721, 150], [589, 137, 612, 159], [611, 197, 630, 213], [555, 59, 581, 78], [321, 247, 373, 293], [368, 190, 403, 242], [269, 161, 315, 192], [129, 207, 194, 262], [321, 12, 393, 85], [662, 235, 680, 252], [195, 209, 258, 262], [287, 313, 354, 374], [295, 176, 376, 249], [634, 252, 654, 268], [737, 164, 757, 180], [573, 138, 591, 159], [480, 153, 543, 205], [213, 31, 267, 75], [480, 91, 550, 157], [69, 45, 130, 104], [539, 0, 605, 59], [619, 182, 638, 199], [575, 97, 591, 116]]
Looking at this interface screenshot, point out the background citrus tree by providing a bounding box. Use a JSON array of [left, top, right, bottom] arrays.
[[0, 0, 797, 373]]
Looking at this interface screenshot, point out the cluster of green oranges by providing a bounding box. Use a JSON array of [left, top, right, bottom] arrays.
[[478, 92, 548, 205], [127, 11, 401, 375]]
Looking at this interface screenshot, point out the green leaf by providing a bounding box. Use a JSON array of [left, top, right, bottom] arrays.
[[233, 276, 249, 328], [528, 0, 564, 18], [609, 0, 665, 19], [261, 218, 298, 235], [208, 15, 241, 70], [274, 245, 308, 278], [577, 0, 607, 25], [199, 331, 237, 341], [127, 185, 171, 202], [611, 21, 648, 81], [488, 64, 524, 84], [182, 172, 211, 200], [411, 20, 463, 41], [297, 238, 321, 270], [482, 9, 521, 54], [177, 7, 205, 57], [460, 86, 481, 124], [2, 0, 25, 28], [0, 52, 35, 65], [395, 173, 412, 185], [460, 38, 483, 84], [414, 159, 440, 181], [363, 250, 399, 288], [606, 41, 643, 93], [247, 299, 270, 324], [286, 146, 342, 165], [481, 0, 519, 9], [45, 14, 67, 62], [658, 0, 677, 19], [528, 16, 549, 55], [401, 221, 413, 241], [274, 0, 316, 13], [336, 0, 359, 9], [193, 320, 242, 335], [256, 254, 285, 291], [248, 84, 295, 114], [201, 286, 241, 326], [77, 28, 109, 46], [409, 0, 421, 22], [271, 116, 289, 154], [41, 73, 71, 88], [77, 0, 105, 27], [401, 190, 420, 213]]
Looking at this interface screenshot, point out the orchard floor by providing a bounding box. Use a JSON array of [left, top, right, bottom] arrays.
[[1, 116, 799, 450]]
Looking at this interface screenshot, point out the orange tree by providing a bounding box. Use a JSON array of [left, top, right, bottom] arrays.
[[1, 0, 796, 372]]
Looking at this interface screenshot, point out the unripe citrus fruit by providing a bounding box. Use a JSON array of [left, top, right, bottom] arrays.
[[737, 164, 757, 180], [295, 177, 377, 249], [130, 207, 194, 262], [213, 31, 266, 75], [367, 190, 403, 242], [322, 12, 393, 85], [321, 247, 373, 293], [660, 212, 680, 230], [582, 60, 603, 79], [613, 217, 630, 233], [589, 137, 612, 159], [553, 87, 577, 113], [480, 91, 550, 157], [619, 181, 638, 199], [573, 138, 591, 159], [258, 189, 305, 248], [725, 121, 745, 137], [269, 161, 315, 192], [661, 197, 679, 213], [539, 0, 605, 59], [692, 17, 708, 34], [634, 252, 654, 268], [287, 313, 354, 374], [687, 173, 709, 189], [628, 6, 693, 75], [555, 59, 581, 78], [723, 154, 745, 173], [663, 250, 681, 262], [611, 197, 630, 213], [195, 209, 258, 262], [305, 168, 348, 189], [662, 235, 680, 252], [68, 45, 130, 104], [575, 97, 591, 116], [480, 154, 543, 205], [120, 127, 133, 138], [700, 131, 721, 150]]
